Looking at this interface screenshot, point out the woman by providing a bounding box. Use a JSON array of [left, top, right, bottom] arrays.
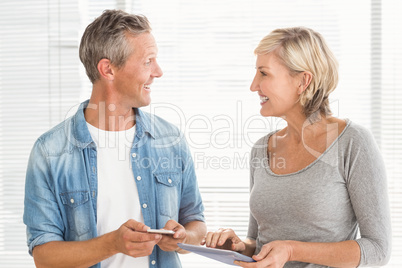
[[203, 27, 391, 267]]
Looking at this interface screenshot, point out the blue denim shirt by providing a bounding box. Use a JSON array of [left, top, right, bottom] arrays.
[[23, 100, 205, 268]]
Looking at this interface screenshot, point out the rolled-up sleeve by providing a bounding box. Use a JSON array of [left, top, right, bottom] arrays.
[[23, 139, 64, 256], [178, 137, 205, 226]]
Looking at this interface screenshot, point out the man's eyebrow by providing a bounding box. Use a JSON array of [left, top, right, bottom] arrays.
[[144, 50, 158, 57]]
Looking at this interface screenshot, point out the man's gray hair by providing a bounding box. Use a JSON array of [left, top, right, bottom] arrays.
[[79, 9, 151, 83]]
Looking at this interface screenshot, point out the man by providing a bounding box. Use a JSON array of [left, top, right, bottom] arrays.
[[23, 9, 206, 268]]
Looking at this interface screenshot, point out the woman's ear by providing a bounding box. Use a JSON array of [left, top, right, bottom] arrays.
[[298, 72, 313, 94], [97, 58, 115, 81]]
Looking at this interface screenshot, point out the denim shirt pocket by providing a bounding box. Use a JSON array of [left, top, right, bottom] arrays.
[[154, 172, 181, 218], [60, 191, 91, 237]]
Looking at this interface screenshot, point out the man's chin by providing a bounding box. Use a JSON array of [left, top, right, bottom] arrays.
[[132, 98, 151, 109]]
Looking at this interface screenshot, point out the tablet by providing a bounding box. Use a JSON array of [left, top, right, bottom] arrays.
[[177, 243, 256, 266]]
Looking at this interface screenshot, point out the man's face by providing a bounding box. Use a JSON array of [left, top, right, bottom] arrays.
[[111, 32, 163, 108]]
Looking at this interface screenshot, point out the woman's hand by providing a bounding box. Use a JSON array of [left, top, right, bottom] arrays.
[[235, 241, 293, 268], [201, 228, 246, 253]]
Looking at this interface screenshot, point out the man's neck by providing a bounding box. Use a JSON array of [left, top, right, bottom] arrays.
[[84, 90, 136, 131]]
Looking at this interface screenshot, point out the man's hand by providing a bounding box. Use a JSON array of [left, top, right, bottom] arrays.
[[112, 219, 162, 257], [157, 220, 187, 252], [31, 219, 163, 268]]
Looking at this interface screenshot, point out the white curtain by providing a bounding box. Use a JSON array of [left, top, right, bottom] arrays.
[[0, 0, 400, 267]]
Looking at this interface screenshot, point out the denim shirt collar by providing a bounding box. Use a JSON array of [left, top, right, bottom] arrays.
[[134, 106, 156, 139], [72, 100, 155, 150]]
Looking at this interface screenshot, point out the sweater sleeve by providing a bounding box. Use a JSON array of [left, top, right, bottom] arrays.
[[345, 126, 392, 266], [247, 143, 259, 241]]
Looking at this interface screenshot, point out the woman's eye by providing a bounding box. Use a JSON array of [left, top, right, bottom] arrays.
[[260, 71, 267, 76]]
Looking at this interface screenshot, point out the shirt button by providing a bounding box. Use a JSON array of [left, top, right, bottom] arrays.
[[143, 203, 148, 209], [70, 198, 75, 204], [151, 260, 156, 265], [168, 178, 172, 184], [132, 153, 137, 158], [137, 176, 142, 181]]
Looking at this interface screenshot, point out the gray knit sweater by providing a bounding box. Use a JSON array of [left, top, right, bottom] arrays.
[[247, 120, 391, 267]]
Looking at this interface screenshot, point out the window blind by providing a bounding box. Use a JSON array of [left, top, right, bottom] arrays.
[[382, 0, 402, 265], [0, 0, 401, 267], [0, 0, 81, 266]]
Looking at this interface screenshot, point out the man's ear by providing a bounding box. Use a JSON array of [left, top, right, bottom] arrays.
[[298, 71, 313, 94], [97, 58, 114, 81]]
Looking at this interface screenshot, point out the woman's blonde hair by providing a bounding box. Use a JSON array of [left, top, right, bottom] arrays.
[[254, 27, 339, 119]]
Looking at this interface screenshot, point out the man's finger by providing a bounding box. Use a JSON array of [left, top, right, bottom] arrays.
[[163, 219, 179, 230], [124, 229, 161, 242], [124, 219, 148, 232]]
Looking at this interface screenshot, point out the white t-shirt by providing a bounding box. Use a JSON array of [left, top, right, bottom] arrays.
[[87, 123, 149, 268]]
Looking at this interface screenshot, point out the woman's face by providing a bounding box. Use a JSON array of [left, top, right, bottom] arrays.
[[250, 52, 302, 118]]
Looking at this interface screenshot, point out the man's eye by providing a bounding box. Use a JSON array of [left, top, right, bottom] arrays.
[[145, 61, 151, 66]]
